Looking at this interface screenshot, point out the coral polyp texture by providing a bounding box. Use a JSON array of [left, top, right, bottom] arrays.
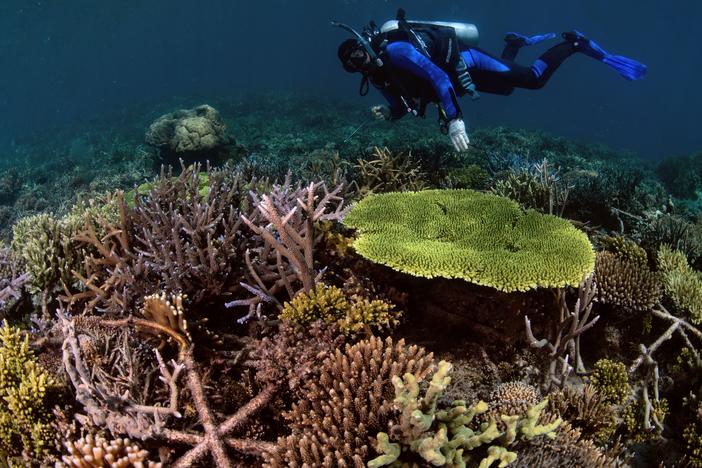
[[343, 189, 595, 292]]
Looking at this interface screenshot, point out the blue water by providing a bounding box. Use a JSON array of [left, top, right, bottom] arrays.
[[0, 0, 698, 159]]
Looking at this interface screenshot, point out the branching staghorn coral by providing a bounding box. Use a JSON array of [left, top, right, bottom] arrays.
[[354, 146, 428, 195], [264, 336, 434, 467], [59, 313, 184, 440], [228, 175, 349, 321], [369, 361, 561, 467], [626, 304, 702, 437], [491, 158, 573, 216], [61, 304, 278, 468], [64, 163, 249, 316], [525, 273, 600, 391]]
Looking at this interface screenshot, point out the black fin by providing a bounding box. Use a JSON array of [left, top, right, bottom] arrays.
[[396, 8, 406, 21]]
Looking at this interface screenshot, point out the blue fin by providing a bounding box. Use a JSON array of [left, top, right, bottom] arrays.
[[565, 30, 647, 80], [504, 32, 557, 47]]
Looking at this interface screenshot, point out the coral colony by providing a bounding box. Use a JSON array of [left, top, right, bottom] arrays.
[[3, 98, 702, 466]]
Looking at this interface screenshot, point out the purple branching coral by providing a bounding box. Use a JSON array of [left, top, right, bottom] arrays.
[[63, 163, 251, 315], [227, 175, 350, 322]]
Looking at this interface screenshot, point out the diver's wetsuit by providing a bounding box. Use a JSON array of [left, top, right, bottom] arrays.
[[378, 40, 576, 121]]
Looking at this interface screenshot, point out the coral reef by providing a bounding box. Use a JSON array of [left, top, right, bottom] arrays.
[[246, 320, 344, 394], [64, 164, 248, 316], [344, 189, 595, 292], [4, 94, 702, 466], [525, 273, 600, 390], [491, 158, 572, 216], [599, 235, 649, 268], [228, 176, 349, 321]]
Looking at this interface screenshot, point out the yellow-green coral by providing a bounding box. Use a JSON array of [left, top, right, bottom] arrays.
[[279, 283, 398, 335], [657, 245, 702, 322], [589, 359, 630, 405], [684, 419, 702, 467], [369, 360, 561, 467], [343, 190, 594, 292], [0, 320, 60, 462]]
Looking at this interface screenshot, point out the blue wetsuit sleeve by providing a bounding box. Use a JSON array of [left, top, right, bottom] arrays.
[[385, 41, 461, 120], [379, 88, 407, 120]]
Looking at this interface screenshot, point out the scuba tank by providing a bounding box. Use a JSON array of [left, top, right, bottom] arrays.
[[379, 20, 480, 50]]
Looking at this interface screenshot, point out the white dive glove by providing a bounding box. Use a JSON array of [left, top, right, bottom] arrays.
[[371, 105, 392, 121], [448, 118, 470, 152]]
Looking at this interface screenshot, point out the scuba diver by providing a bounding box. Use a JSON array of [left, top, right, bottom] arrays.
[[334, 9, 647, 152]]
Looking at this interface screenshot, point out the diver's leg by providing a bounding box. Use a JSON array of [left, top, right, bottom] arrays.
[[525, 41, 577, 88], [462, 45, 573, 92], [501, 32, 557, 60]]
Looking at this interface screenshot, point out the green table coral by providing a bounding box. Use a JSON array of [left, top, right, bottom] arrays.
[[343, 190, 594, 292]]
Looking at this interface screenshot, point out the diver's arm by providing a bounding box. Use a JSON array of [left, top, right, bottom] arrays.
[[385, 41, 462, 121]]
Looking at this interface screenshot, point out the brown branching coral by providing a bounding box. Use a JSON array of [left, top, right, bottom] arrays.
[[548, 384, 617, 442], [595, 251, 662, 312], [57, 433, 161, 467], [229, 175, 349, 321], [355, 146, 428, 195], [264, 336, 435, 467], [64, 163, 249, 315]]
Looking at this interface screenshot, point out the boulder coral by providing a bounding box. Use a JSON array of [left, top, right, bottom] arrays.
[[145, 104, 230, 154]]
